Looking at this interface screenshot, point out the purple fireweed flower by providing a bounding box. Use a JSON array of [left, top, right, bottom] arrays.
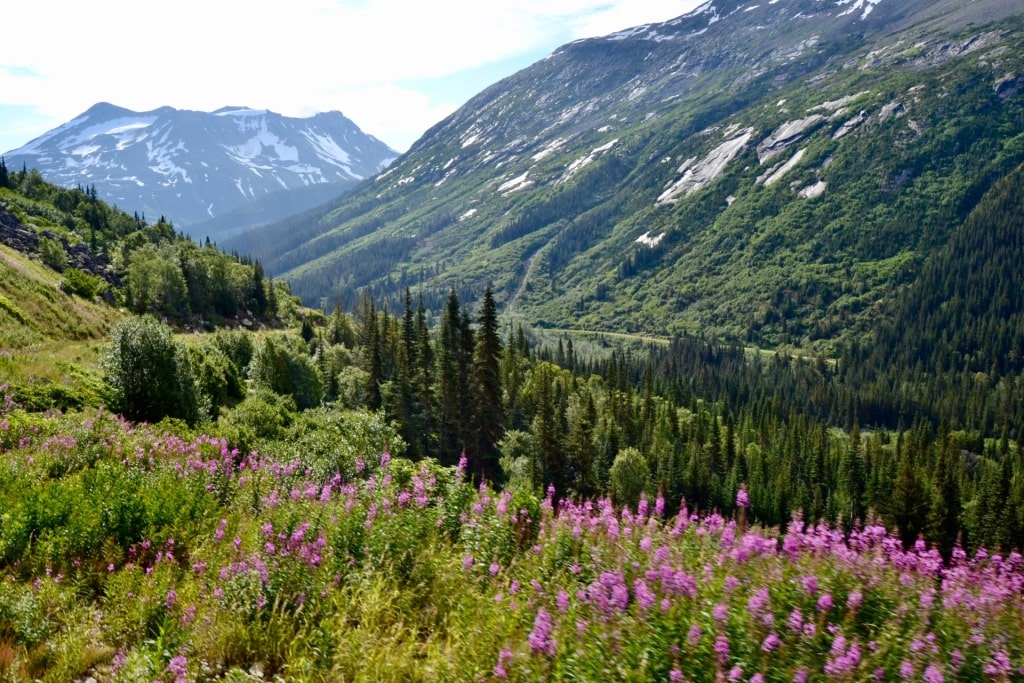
[[751, 674, 765, 683], [714, 603, 729, 622], [634, 578, 656, 611], [490, 562, 500, 577], [557, 589, 570, 613], [669, 668, 684, 683], [688, 624, 702, 645], [817, 593, 834, 612], [165, 589, 177, 608], [748, 587, 770, 615], [900, 661, 915, 679], [983, 649, 1012, 677], [762, 633, 781, 653], [736, 486, 750, 509], [714, 634, 730, 664], [167, 655, 187, 683], [846, 590, 863, 609], [528, 608, 556, 657], [727, 665, 742, 681], [793, 668, 808, 683], [923, 664, 945, 683], [802, 575, 818, 595], [463, 555, 474, 570], [494, 649, 513, 679]]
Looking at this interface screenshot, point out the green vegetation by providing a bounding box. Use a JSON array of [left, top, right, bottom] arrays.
[[2, 7, 1024, 680], [232, 14, 1024, 353]]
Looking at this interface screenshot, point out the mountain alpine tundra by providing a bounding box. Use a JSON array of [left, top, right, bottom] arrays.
[[231, 0, 1024, 348], [3, 103, 397, 239]]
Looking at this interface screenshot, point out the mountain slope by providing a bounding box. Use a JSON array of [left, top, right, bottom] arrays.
[[232, 0, 1024, 349], [4, 104, 397, 236]]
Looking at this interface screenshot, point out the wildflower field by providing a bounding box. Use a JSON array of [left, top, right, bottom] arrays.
[[1, 405, 1022, 682]]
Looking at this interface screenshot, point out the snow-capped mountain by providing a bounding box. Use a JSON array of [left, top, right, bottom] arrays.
[[3, 103, 398, 232]]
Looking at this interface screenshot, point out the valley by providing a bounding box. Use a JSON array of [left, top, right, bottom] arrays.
[[1, 0, 1024, 679]]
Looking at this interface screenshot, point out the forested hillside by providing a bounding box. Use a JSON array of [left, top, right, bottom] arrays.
[[0, 163, 291, 412], [2, 161, 1024, 683], [230, 0, 1024, 352]]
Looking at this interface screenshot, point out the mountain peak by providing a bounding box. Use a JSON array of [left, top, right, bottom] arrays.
[[5, 104, 398, 233], [213, 106, 272, 117]]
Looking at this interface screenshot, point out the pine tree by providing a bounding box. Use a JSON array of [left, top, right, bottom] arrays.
[[473, 286, 504, 482], [437, 287, 466, 465]]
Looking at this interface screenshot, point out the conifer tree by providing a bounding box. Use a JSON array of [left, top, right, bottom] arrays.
[[437, 287, 466, 464], [473, 286, 504, 482]]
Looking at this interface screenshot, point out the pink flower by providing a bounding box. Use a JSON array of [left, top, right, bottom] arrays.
[[735, 486, 750, 509], [762, 633, 781, 653], [714, 634, 730, 664], [494, 649, 513, 679], [528, 609, 556, 657], [556, 589, 570, 613]]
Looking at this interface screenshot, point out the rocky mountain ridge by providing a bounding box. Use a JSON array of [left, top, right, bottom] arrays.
[[4, 103, 397, 237]]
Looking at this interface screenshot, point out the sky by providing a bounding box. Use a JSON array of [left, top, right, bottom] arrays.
[[0, 0, 705, 156]]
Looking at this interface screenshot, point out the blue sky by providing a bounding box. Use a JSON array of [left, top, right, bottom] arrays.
[[1, 0, 704, 155]]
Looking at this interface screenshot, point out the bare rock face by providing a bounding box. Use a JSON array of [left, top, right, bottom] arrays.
[[757, 116, 825, 164], [995, 73, 1024, 99], [0, 207, 120, 286]]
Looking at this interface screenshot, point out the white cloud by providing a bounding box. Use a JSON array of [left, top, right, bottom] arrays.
[[1, 0, 702, 153]]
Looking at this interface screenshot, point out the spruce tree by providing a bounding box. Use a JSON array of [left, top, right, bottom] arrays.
[[473, 286, 504, 482]]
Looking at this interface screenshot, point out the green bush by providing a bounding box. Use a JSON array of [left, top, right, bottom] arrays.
[[100, 315, 199, 425], [609, 446, 651, 509], [59, 268, 106, 299], [39, 236, 68, 272], [247, 335, 322, 410]]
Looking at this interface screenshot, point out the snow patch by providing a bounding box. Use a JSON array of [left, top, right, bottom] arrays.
[[72, 144, 101, 157], [635, 231, 665, 247], [215, 108, 269, 117], [222, 119, 300, 166], [532, 137, 568, 162], [460, 208, 478, 221], [498, 171, 533, 194], [301, 129, 359, 177], [837, 0, 884, 20], [560, 138, 619, 183]]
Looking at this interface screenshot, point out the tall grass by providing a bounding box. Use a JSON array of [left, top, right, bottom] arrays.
[[1, 403, 1022, 681]]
